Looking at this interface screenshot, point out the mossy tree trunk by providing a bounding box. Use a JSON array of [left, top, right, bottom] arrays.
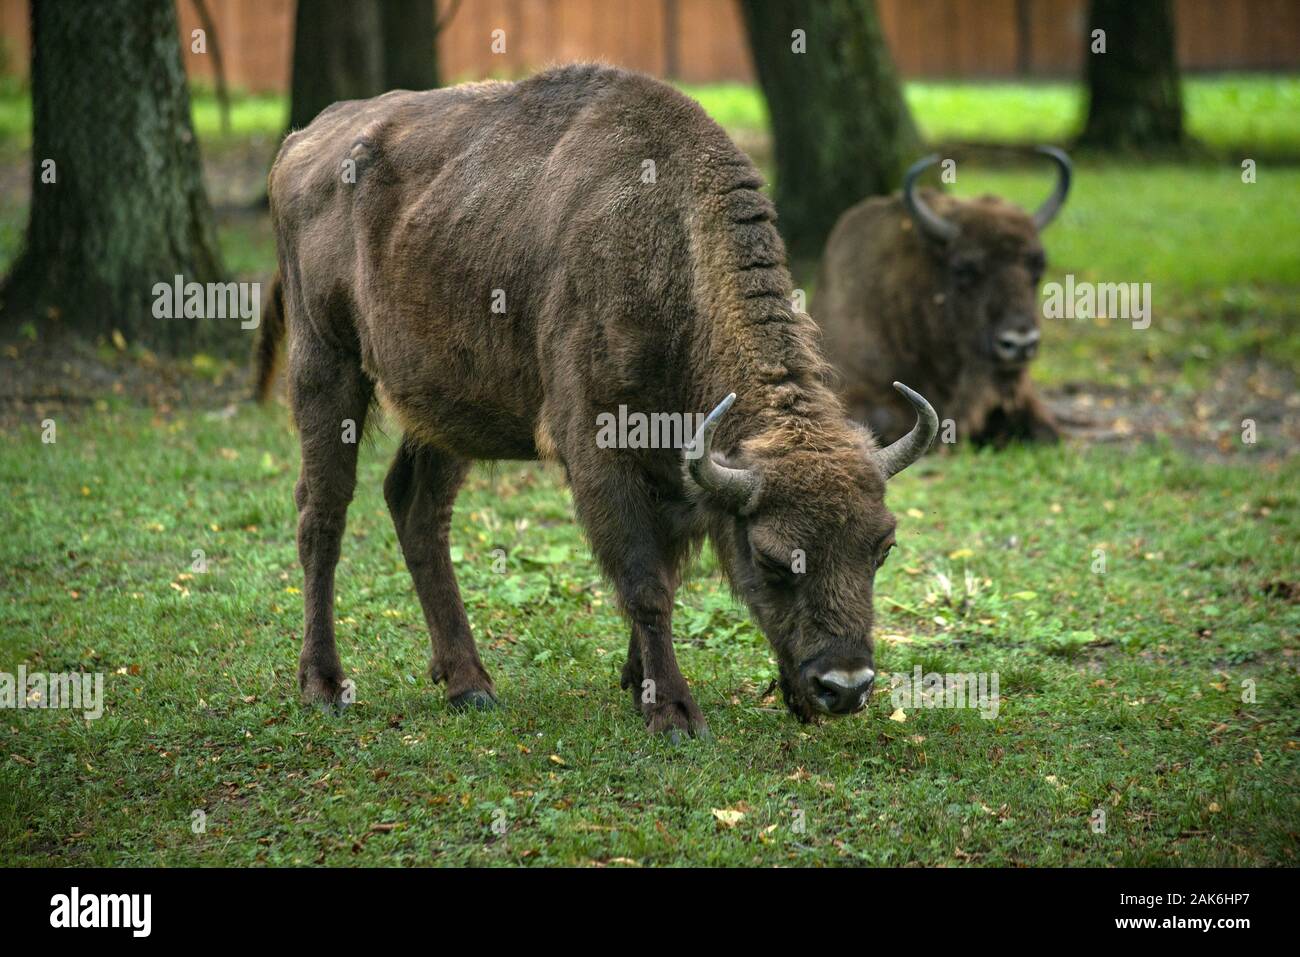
[[1078, 0, 1185, 149], [2, 0, 224, 351], [739, 0, 920, 264]]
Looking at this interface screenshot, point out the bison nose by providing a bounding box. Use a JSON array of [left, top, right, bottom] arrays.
[[803, 663, 876, 716], [994, 328, 1040, 363]]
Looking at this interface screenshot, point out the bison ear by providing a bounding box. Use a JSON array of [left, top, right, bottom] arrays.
[[684, 393, 762, 513]]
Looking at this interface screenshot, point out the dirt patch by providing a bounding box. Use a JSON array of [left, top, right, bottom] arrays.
[[3, 332, 1296, 464], [0, 334, 246, 431], [1046, 357, 1299, 463]]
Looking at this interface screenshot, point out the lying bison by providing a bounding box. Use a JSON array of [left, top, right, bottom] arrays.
[[817, 148, 1072, 446], [256, 64, 936, 737]]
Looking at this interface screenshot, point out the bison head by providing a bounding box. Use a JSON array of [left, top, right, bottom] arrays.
[[902, 147, 1072, 371], [685, 384, 936, 721]]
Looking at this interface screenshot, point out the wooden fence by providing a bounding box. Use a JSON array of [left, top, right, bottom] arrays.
[[0, 0, 1296, 93]]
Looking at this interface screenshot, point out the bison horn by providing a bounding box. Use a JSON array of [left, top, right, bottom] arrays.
[[877, 382, 939, 479], [687, 393, 762, 511], [1032, 145, 1072, 231], [902, 155, 958, 243]]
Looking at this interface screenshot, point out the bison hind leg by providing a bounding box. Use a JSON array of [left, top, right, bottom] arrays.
[[383, 438, 497, 711], [289, 344, 373, 711]]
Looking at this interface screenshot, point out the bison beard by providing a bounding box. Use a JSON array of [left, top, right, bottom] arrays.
[[262, 64, 934, 737], [817, 148, 1072, 448]]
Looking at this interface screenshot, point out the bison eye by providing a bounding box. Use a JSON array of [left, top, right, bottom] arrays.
[[1026, 252, 1046, 283], [753, 546, 798, 583], [951, 258, 984, 285], [876, 542, 895, 570]]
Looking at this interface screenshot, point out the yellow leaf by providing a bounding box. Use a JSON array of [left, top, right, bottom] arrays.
[[889, 708, 907, 723], [948, 548, 974, 560], [549, 754, 566, 766], [906, 508, 924, 519], [711, 808, 745, 827]]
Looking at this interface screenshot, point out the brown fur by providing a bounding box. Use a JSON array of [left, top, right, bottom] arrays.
[[268, 64, 906, 734], [817, 189, 1059, 446]]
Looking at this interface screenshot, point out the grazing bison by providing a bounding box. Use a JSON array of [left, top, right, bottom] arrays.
[[816, 148, 1072, 446], [256, 64, 936, 737]]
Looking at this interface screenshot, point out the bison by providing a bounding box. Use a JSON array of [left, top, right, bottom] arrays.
[[256, 64, 937, 737], [816, 148, 1072, 446]]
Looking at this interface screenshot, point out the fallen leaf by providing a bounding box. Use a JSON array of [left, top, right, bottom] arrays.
[[711, 807, 745, 827]]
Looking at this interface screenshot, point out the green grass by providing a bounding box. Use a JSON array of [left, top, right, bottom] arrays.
[[1, 402, 1296, 866]]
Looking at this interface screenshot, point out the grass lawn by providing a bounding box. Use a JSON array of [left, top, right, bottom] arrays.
[[0, 74, 1296, 866], [1, 399, 1296, 865]]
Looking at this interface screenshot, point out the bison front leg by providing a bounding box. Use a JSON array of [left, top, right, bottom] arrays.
[[618, 576, 708, 741], [972, 388, 1059, 447], [384, 440, 496, 710], [572, 466, 708, 741], [1002, 389, 1060, 444]]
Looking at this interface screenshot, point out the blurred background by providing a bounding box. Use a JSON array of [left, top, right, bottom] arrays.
[[0, 0, 1296, 448], [3, 0, 1297, 87]]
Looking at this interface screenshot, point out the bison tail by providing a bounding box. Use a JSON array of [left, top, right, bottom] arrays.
[[251, 271, 286, 403]]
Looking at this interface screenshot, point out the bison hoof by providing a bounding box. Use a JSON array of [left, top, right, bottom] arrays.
[[300, 668, 349, 712], [645, 700, 710, 742], [450, 688, 498, 712]]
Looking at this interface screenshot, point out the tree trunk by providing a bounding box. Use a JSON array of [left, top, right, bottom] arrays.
[[2, 0, 223, 351], [739, 0, 920, 264], [381, 0, 439, 91], [1078, 0, 1185, 149], [288, 0, 386, 133]]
